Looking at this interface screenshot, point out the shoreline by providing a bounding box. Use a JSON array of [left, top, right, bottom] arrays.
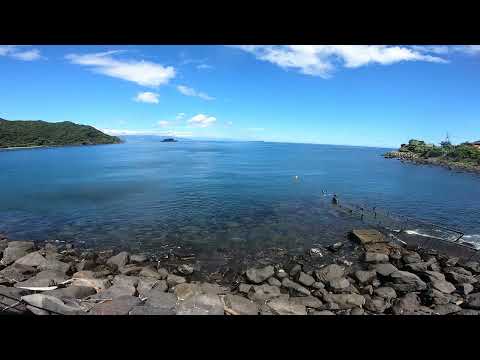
[[1, 229, 479, 315]]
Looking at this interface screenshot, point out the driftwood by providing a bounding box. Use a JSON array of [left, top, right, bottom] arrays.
[[224, 307, 240, 315]]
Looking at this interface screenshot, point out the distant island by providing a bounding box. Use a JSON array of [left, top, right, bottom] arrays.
[[161, 138, 178, 142], [384, 139, 480, 174], [0, 118, 121, 149]]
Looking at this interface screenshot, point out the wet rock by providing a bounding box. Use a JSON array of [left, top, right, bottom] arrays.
[[314, 264, 345, 283], [432, 303, 462, 315], [364, 252, 389, 263], [22, 294, 83, 315], [431, 279, 456, 294], [14, 270, 68, 289], [89, 295, 142, 315], [355, 270, 377, 284], [313, 310, 335, 315], [130, 254, 148, 264], [288, 264, 302, 277], [309, 248, 324, 257], [351, 229, 386, 245], [14, 251, 47, 267], [223, 294, 259, 315], [458, 283, 474, 296], [176, 264, 194, 275], [139, 266, 164, 280], [276, 269, 288, 279], [392, 293, 421, 315], [1, 241, 35, 265], [373, 263, 398, 277], [374, 287, 397, 299], [268, 277, 281, 287], [296, 272, 315, 287], [248, 284, 281, 302], [329, 278, 350, 291], [466, 292, 480, 309], [402, 252, 422, 264], [323, 293, 365, 309], [445, 271, 478, 285], [281, 278, 310, 296], [246, 265, 275, 284], [290, 295, 323, 309], [238, 283, 253, 294], [328, 242, 344, 252], [389, 271, 427, 293], [176, 293, 224, 315], [166, 274, 186, 287], [267, 297, 307, 315], [106, 251, 130, 270], [45, 285, 96, 300]]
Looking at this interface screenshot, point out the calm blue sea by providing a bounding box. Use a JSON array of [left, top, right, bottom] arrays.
[[1, 137, 479, 253]]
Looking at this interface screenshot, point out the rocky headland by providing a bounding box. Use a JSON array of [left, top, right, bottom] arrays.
[[1, 229, 479, 315]]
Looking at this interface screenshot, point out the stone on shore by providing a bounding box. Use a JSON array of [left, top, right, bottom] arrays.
[[364, 252, 389, 263], [246, 265, 275, 284], [313, 310, 335, 315], [238, 283, 253, 294], [267, 297, 307, 315], [431, 279, 456, 294], [374, 286, 397, 299], [130, 254, 148, 264], [22, 294, 83, 315], [466, 293, 480, 309], [323, 293, 365, 309], [137, 278, 167, 297], [296, 272, 315, 287], [14, 251, 47, 267], [402, 252, 422, 264], [106, 251, 130, 270], [1, 241, 35, 265], [45, 285, 96, 300], [267, 277, 281, 287], [392, 293, 421, 315], [89, 295, 142, 315], [458, 283, 474, 296], [314, 264, 345, 283], [364, 295, 389, 313], [0, 285, 31, 314], [355, 270, 377, 284], [289, 295, 323, 309], [432, 303, 462, 315], [176, 264, 194, 275], [223, 294, 259, 315], [281, 278, 311, 296], [142, 288, 177, 314], [167, 274, 186, 287], [351, 229, 386, 245], [139, 266, 164, 280], [445, 271, 478, 285], [329, 278, 350, 291], [176, 293, 224, 315], [389, 271, 427, 293], [248, 284, 281, 302], [14, 270, 68, 289], [0, 263, 36, 283], [38, 258, 71, 275]]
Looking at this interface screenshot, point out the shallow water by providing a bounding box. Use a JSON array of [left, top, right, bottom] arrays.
[[1, 138, 479, 253]]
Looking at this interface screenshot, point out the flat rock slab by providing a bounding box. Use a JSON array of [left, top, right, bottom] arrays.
[[0, 285, 31, 314], [14, 270, 68, 289], [143, 289, 177, 314], [22, 294, 84, 315], [223, 294, 259, 315], [137, 278, 167, 298], [246, 265, 274, 284], [314, 264, 345, 283], [89, 295, 142, 315], [14, 251, 48, 267], [45, 285, 96, 300], [323, 293, 365, 309], [267, 297, 307, 315], [176, 293, 224, 315], [351, 229, 386, 245], [0, 263, 36, 283], [248, 284, 281, 302], [1, 241, 35, 265]]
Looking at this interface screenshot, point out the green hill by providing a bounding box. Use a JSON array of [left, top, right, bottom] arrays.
[[0, 118, 121, 148]]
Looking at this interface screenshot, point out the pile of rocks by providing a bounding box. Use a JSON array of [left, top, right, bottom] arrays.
[[1, 229, 479, 315]]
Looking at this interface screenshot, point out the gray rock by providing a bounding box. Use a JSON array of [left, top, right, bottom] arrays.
[[431, 279, 456, 294], [89, 283, 136, 300], [156, 267, 169, 279], [312, 281, 325, 289], [248, 284, 281, 302], [290, 295, 323, 309], [355, 270, 377, 284], [130, 254, 148, 264], [364, 252, 389, 263], [267, 297, 307, 315], [422, 270, 446, 282], [267, 277, 281, 287], [238, 283, 253, 294], [289, 264, 302, 277], [373, 263, 398, 277], [106, 251, 130, 270], [313, 310, 335, 315], [351, 229, 386, 244], [176, 293, 224, 315], [75, 259, 96, 272], [466, 292, 480, 309], [223, 294, 259, 315], [89, 295, 142, 315], [374, 287, 397, 299], [360, 285, 374, 295], [0, 285, 31, 314], [456, 309, 480, 315], [112, 275, 139, 288], [405, 262, 429, 273], [389, 271, 427, 292], [119, 264, 143, 275], [402, 252, 422, 264], [0, 263, 36, 283], [364, 295, 389, 313], [246, 265, 275, 284], [22, 294, 83, 315], [45, 285, 96, 300], [177, 264, 194, 275], [139, 266, 164, 279], [143, 288, 177, 314], [425, 288, 461, 306], [296, 272, 315, 287], [166, 274, 186, 287], [458, 283, 474, 296], [281, 278, 311, 296], [445, 271, 478, 285], [38, 258, 71, 275], [1, 241, 35, 265], [323, 293, 365, 309], [350, 308, 365, 315], [14, 251, 47, 267], [329, 277, 350, 291], [392, 293, 421, 315], [462, 261, 480, 274], [137, 278, 167, 297], [432, 303, 462, 315], [129, 304, 174, 315], [14, 270, 68, 289], [314, 264, 345, 283]]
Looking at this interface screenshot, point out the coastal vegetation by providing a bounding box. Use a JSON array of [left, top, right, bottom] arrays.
[[0, 118, 121, 148], [385, 139, 480, 172]]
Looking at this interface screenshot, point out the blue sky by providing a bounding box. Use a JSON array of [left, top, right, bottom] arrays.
[[0, 45, 479, 148]]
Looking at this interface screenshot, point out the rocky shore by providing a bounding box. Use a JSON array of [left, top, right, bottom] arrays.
[[1, 230, 479, 315], [384, 151, 480, 174]]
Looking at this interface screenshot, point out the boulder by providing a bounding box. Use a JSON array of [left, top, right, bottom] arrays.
[[157, 268, 169, 279], [281, 278, 311, 296], [22, 294, 83, 315], [130, 254, 148, 264], [289, 295, 323, 309], [445, 271, 478, 285], [14, 270, 68, 289], [137, 278, 167, 297], [176, 264, 194, 275], [267, 297, 307, 315], [466, 292, 480, 309], [119, 264, 143, 276], [267, 277, 281, 287], [112, 275, 139, 288], [288, 264, 302, 277], [323, 293, 365, 309], [374, 287, 397, 299], [0, 285, 31, 314], [329, 278, 350, 291], [425, 288, 462, 306], [223, 294, 259, 315], [461, 261, 480, 274], [248, 284, 281, 302], [106, 251, 130, 270], [246, 265, 275, 284], [458, 283, 474, 296], [355, 270, 377, 284], [89, 295, 142, 315], [392, 293, 421, 315], [313, 310, 335, 315], [373, 263, 398, 277], [364, 295, 389, 313], [455, 309, 480, 315], [402, 252, 422, 264], [405, 262, 429, 273], [276, 269, 288, 279], [139, 266, 164, 280], [351, 229, 386, 244], [75, 259, 96, 272], [389, 271, 427, 293], [296, 272, 315, 287], [422, 270, 446, 282], [350, 308, 365, 315], [0, 263, 36, 283], [143, 288, 177, 314], [364, 252, 389, 263], [45, 285, 96, 300], [176, 293, 224, 315], [431, 279, 456, 294], [432, 303, 462, 315], [166, 274, 186, 287], [14, 251, 47, 267], [129, 304, 175, 315], [1, 241, 35, 265], [238, 283, 253, 294], [312, 282, 325, 289], [314, 264, 345, 283], [38, 258, 71, 274]]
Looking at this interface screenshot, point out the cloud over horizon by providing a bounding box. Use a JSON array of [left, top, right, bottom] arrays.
[[66, 51, 175, 87], [134, 91, 159, 104], [0, 46, 43, 61], [177, 85, 215, 100], [187, 114, 217, 128]]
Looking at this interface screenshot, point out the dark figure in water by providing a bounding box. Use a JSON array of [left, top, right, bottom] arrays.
[[332, 194, 338, 205]]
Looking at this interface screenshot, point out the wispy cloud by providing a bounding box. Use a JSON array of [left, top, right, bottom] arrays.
[[232, 45, 448, 78], [157, 120, 169, 127], [66, 51, 175, 87], [187, 114, 217, 128], [102, 128, 193, 137], [176, 113, 186, 120], [197, 63, 214, 70], [177, 85, 215, 101], [0, 46, 43, 61], [134, 91, 159, 104]]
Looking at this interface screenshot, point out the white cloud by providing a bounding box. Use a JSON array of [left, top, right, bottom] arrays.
[[66, 51, 175, 87], [157, 120, 169, 127], [134, 91, 159, 104], [197, 63, 213, 70], [187, 114, 217, 128], [0, 45, 43, 61], [232, 45, 447, 78], [177, 85, 215, 100], [102, 128, 193, 137], [176, 113, 186, 120]]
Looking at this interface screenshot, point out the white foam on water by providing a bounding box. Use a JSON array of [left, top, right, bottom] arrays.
[[458, 234, 480, 250]]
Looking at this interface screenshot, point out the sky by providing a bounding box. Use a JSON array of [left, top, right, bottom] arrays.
[[0, 45, 479, 148]]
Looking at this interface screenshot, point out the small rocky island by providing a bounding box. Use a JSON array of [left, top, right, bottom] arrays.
[[384, 139, 480, 174], [0, 118, 121, 148], [161, 138, 178, 142], [1, 229, 479, 315]]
